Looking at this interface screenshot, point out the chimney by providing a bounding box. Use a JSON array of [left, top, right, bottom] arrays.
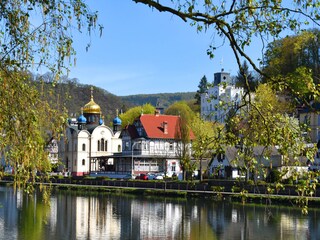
[[155, 109, 160, 116], [163, 121, 168, 134]]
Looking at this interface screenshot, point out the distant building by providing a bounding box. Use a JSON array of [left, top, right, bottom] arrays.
[[209, 146, 309, 180], [201, 69, 243, 123], [298, 103, 320, 144], [46, 138, 59, 165], [59, 88, 122, 176]]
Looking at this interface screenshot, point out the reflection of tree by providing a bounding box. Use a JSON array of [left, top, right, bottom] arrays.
[[18, 190, 50, 240], [190, 202, 217, 239]]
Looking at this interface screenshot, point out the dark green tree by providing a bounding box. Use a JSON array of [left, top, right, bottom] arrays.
[[235, 61, 258, 92], [195, 75, 208, 105]]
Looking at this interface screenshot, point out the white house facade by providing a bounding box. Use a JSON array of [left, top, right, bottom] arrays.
[[201, 69, 243, 123], [116, 112, 194, 179]]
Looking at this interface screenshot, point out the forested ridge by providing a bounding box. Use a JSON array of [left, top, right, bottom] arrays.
[[32, 80, 196, 124]]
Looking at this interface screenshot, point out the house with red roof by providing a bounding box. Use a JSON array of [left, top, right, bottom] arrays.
[[114, 111, 195, 179]]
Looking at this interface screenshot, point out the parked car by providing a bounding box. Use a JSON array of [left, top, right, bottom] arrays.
[[147, 172, 164, 180], [155, 172, 164, 180], [147, 173, 156, 180], [135, 174, 148, 180]]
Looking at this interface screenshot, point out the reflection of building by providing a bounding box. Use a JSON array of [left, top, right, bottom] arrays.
[[131, 199, 186, 239], [59, 88, 122, 176], [201, 69, 243, 123], [117, 111, 194, 178]]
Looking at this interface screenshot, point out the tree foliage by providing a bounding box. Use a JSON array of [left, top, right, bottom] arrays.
[[131, 0, 320, 212], [134, 1, 320, 74], [119, 103, 156, 127], [0, 1, 101, 190], [165, 101, 196, 180], [1, 0, 102, 74], [263, 29, 320, 82], [0, 70, 66, 191], [262, 29, 320, 105], [190, 115, 223, 181]]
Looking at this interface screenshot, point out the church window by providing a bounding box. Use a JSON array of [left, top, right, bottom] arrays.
[[82, 159, 85, 166], [105, 141, 108, 152], [98, 140, 100, 151], [82, 144, 86, 151], [101, 138, 104, 151], [118, 145, 121, 152]]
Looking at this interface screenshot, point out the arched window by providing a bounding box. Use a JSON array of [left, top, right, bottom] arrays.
[[101, 138, 104, 151], [118, 144, 121, 152], [82, 159, 85, 166], [98, 140, 100, 151], [105, 140, 108, 152], [82, 143, 86, 151]]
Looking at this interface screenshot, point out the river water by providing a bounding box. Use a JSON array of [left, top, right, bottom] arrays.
[[0, 185, 319, 240]]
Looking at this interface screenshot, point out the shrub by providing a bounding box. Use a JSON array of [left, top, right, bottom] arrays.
[[266, 169, 281, 183], [211, 186, 225, 192], [231, 186, 241, 193]]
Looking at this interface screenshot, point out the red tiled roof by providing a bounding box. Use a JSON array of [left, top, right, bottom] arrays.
[[139, 114, 195, 140]]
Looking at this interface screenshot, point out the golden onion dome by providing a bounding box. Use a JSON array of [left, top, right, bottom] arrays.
[[83, 87, 101, 114]]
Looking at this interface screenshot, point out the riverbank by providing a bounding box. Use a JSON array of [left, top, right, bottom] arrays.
[[1, 176, 320, 207]]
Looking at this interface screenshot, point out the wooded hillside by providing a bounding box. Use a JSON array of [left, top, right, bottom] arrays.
[[121, 92, 196, 109], [33, 80, 196, 124]]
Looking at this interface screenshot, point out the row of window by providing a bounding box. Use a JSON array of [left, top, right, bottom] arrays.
[[124, 141, 174, 151], [80, 138, 109, 152]]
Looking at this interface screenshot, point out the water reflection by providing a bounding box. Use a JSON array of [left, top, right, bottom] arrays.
[[0, 186, 319, 239]]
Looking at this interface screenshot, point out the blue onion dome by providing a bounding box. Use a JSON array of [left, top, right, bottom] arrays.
[[113, 116, 122, 125], [99, 118, 104, 125], [77, 108, 87, 124], [77, 114, 87, 124]]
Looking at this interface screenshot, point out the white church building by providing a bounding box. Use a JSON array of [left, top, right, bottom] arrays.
[[201, 69, 244, 123], [59, 88, 122, 176]]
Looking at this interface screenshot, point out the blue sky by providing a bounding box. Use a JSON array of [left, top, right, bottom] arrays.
[[68, 1, 262, 96]]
